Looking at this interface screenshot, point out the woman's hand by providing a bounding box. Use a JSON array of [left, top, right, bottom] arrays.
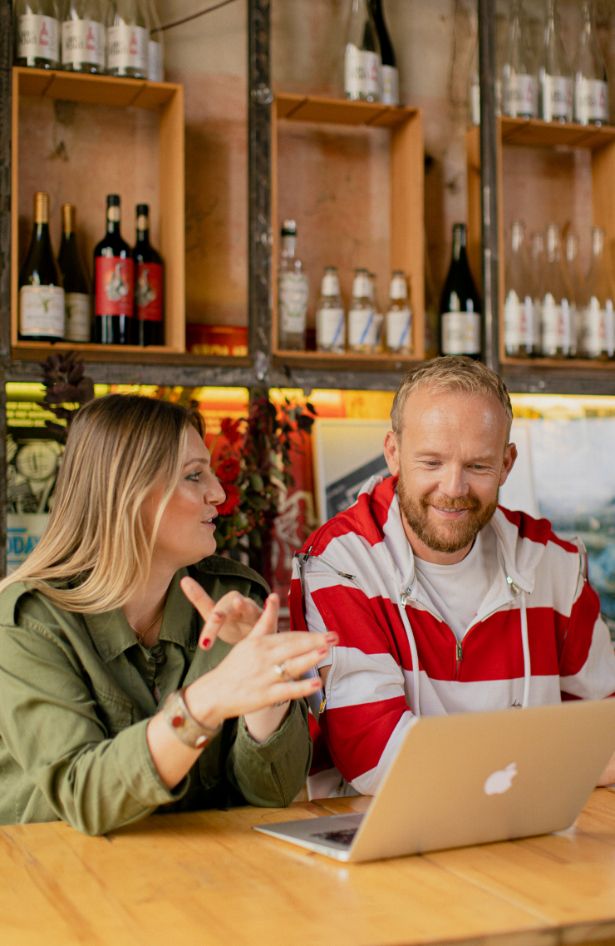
[[180, 576, 263, 646], [184, 593, 334, 731]]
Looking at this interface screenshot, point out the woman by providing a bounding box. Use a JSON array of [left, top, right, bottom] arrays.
[[0, 394, 331, 834]]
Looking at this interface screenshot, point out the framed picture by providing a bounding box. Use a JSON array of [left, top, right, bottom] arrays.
[[313, 418, 390, 523]]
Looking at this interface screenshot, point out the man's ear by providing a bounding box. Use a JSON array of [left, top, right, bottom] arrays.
[[384, 430, 401, 477], [499, 442, 518, 486]]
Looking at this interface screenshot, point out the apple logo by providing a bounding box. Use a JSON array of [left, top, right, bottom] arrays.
[[484, 762, 518, 795]]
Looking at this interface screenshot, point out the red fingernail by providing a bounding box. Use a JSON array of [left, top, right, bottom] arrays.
[[326, 633, 339, 644], [318, 646, 328, 655], [201, 637, 212, 650], [310, 678, 322, 688]]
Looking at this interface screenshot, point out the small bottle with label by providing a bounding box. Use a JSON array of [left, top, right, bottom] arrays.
[[278, 219, 309, 350], [344, 0, 381, 102], [502, 0, 537, 118], [106, 0, 149, 79], [61, 0, 106, 74], [368, 273, 385, 352], [348, 267, 377, 352], [316, 266, 345, 353], [19, 191, 65, 342], [504, 221, 536, 358], [581, 226, 615, 360], [15, 0, 61, 69], [563, 231, 582, 356], [541, 223, 574, 358], [539, 0, 573, 122], [58, 203, 92, 342], [574, 0, 609, 125], [134, 203, 164, 346], [385, 270, 412, 354]]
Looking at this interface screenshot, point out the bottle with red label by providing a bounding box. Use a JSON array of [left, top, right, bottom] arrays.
[[93, 194, 135, 345], [134, 203, 164, 346]]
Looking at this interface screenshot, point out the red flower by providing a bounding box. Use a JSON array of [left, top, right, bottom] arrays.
[[220, 417, 242, 445], [215, 456, 240, 483], [216, 483, 241, 517]]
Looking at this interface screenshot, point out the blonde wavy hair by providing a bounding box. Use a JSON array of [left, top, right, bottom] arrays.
[[0, 394, 204, 613]]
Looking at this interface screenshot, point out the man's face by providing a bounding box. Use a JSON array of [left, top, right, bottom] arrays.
[[383, 386, 517, 564]]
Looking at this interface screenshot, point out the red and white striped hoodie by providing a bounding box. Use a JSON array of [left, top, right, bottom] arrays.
[[289, 475, 615, 797]]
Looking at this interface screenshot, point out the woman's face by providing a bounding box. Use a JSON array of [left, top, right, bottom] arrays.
[[144, 425, 227, 571]]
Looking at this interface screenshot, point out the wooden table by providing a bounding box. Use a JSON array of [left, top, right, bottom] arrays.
[[2, 790, 615, 946]]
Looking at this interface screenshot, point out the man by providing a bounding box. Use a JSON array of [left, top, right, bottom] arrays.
[[290, 356, 615, 797]]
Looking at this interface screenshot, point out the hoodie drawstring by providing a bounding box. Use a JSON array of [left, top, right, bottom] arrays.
[[519, 590, 531, 708], [399, 594, 421, 718]]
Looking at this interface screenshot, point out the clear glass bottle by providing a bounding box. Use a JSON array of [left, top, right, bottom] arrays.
[[58, 203, 92, 342], [15, 0, 61, 69], [315, 266, 345, 353], [541, 223, 574, 358], [278, 219, 309, 350], [529, 230, 545, 355], [348, 267, 377, 352], [439, 223, 482, 358], [502, 0, 538, 118], [563, 231, 582, 356], [61, 0, 106, 73], [368, 272, 384, 352], [107, 0, 149, 79], [574, 0, 609, 125], [581, 226, 615, 360], [385, 270, 412, 354], [344, 0, 381, 102], [146, 0, 164, 82], [504, 221, 537, 357], [19, 191, 65, 341], [368, 0, 398, 105], [539, 0, 573, 122]]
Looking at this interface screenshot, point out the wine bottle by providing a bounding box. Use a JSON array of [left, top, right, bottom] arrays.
[[539, 0, 573, 122], [344, 0, 381, 103], [134, 203, 164, 346], [15, 0, 61, 69], [348, 267, 377, 352], [541, 223, 573, 358], [19, 192, 65, 342], [93, 194, 135, 345], [146, 0, 164, 82], [439, 223, 482, 358], [581, 227, 615, 360], [504, 221, 537, 357], [368, 0, 399, 105], [107, 0, 149, 79], [502, 0, 537, 118], [61, 0, 106, 74], [316, 266, 345, 353], [278, 219, 309, 350], [58, 203, 92, 343], [574, 0, 609, 126], [385, 270, 412, 354]]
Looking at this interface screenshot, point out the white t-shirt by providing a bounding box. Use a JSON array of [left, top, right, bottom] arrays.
[[413, 525, 499, 641]]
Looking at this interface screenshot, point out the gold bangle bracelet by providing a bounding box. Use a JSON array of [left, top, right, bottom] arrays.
[[162, 687, 222, 749]]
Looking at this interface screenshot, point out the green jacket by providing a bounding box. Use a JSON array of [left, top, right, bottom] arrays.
[[0, 556, 311, 835]]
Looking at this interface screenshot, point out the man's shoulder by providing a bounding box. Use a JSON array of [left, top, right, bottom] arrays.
[[301, 475, 397, 557], [495, 505, 580, 555]]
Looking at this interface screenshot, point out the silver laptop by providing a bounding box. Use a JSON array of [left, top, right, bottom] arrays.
[[254, 699, 615, 862]]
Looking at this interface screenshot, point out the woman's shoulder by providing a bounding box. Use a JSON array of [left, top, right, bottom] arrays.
[[0, 580, 66, 630], [188, 556, 270, 601]]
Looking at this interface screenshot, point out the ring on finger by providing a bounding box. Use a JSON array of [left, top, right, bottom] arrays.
[[273, 661, 293, 682]]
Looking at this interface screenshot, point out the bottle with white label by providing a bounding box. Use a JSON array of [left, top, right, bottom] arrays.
[[502, 0, 537, 118], [385, 270, 412, 354], [563, 231, 582, 356], [539, 0, 572, 122], [368, 0, 399, 105], [574, 0, 609, 125], [348, 268, 377, 352], [368, 272, 385, 351], [529, 230, 545, 355], [278, 220, 309, 350], [541, 224, 574, 358], [61, 0, 106, 73], [15, 0, 61, 69], [19, 192, 65, 342], [504, 221, 537, 358], [316, 267, 345, 353], [146, 0, 164, 82], [344, 0, 381, 102], [58, 203, 92, 342], [580, 227, 615, 360], [439, 223, 481, 358], [107, 0, 149, 79]]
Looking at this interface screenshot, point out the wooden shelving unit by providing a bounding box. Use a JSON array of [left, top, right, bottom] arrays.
[[271, 93, 424, 369]]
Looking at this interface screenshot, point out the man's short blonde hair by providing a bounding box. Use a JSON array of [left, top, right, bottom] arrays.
[[391, 355, 513, 436]]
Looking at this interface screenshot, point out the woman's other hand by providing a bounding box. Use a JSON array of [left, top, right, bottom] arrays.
[[180, 576, 263, 647]]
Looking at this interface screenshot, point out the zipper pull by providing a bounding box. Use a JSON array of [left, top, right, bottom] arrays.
[[456, 640, 463, 671]]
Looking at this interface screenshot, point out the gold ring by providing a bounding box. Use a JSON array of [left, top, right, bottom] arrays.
[[273, 661, 291, 681]]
